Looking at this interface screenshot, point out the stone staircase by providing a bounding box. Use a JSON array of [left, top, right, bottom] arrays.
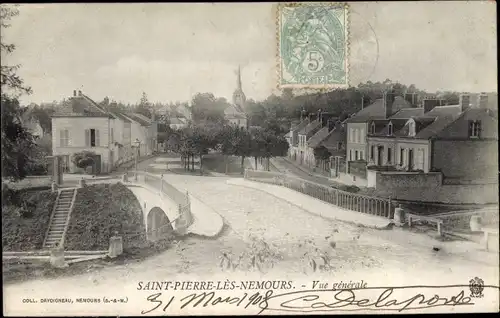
[[43, 188, 77, 249]]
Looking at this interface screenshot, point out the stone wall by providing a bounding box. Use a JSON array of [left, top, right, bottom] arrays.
[[375, 182, 498, 204]]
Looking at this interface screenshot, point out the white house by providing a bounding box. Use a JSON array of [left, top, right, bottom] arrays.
[[51, 90, 156, 174]]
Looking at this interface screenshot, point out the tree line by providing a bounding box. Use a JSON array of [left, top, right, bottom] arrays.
[[164, 123, 288, 174]]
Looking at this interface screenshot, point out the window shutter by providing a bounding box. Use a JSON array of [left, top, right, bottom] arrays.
[[66, 130, 71, 146], [95, 129, 100, 146], [468, 120, 474, 137], [59, 130, 64, 147], [85, 129, 90, 147]]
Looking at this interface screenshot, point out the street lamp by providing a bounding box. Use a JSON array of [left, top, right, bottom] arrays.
[[132, 138, 141, 181]]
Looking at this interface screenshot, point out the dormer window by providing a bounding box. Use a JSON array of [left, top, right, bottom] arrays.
[[408, 120, 416, 137], [468, 120, 481, 138], [370, 122, 376, 134], [388, 122, 393, 136]]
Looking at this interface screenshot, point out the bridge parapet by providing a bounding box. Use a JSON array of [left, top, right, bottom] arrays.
[[122, 171, 194, 232]]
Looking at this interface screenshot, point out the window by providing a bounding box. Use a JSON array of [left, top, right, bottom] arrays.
[[359, 151, 364, 160], [416, 149, 425, 170], [370, 145, 375, 160], [59, 129, 69, 147], [388, 123, 393, 136], [110, 128, 114, 143], [85, 129, 100, 147], [360, 128, 365, 143], [337, 142, 343, 149], [408, 121, 416, 137], [349, 128, 354, 142], [387, 147, 392, 163], [468, 120, 481, 138], [349, 150, 353, 161], [400, 148, 405, 165], [370, 122, 376, 134], [355, 150, 359, 160], [355, 129, 360, 143]]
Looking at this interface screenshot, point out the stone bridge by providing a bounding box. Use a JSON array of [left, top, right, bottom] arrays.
[[122, 171, 193, 241]]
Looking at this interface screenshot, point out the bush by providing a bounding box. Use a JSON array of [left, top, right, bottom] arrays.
[[72, 151, 96, 170], [2, 190, 58, 251]]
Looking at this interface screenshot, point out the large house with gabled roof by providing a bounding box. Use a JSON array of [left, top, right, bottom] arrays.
[[367, 93, 498, 180], [51, 90, 157, 174]]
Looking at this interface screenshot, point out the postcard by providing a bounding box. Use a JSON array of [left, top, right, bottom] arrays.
[[1, 2, 498, 316]]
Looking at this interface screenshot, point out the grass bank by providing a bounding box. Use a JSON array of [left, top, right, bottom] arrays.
[[203, 154, 250, 175], [65, 183, 148, 250]]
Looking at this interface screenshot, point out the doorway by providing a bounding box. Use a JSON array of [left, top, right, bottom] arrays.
[[377, 146, 384, 166], [93, 154, 102, 175]]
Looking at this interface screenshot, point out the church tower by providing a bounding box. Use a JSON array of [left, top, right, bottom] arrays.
[[232, 65, 246, 109]]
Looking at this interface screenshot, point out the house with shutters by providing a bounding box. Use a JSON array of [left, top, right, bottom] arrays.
[[343, 91, 418, 183], [51, 90, 157, 174], [286, 118, 311, 160], [364, 93, 498, 204], [366, 93, 498, 180], [295, 113, 323, 165], [121, 112, 158, 156], [303, 113, 340, 167]]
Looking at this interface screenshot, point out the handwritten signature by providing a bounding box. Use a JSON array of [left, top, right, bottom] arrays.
[[141, 285, 489, 314]]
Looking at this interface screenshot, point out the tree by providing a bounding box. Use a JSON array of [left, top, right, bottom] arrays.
[[191, 93, 227, 124], [135, 92, 152, 118], [1, 5, 37, 181], [29, 105, 53, 134], [313, 145, 332, 171]]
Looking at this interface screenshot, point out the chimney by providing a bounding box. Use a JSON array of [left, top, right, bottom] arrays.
[[383, 90, 396, 119], [459, 93, 470, 111], [73, 90, 77, 97], [78, 90, 82, 96], [477, 92, 488, 109], [404, 93, 418, 107], [423, 99, 441, 113], [300, 108, 306, 121]]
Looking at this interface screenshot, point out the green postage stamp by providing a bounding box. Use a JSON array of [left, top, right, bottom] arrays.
[[278, 2, 349, 88]]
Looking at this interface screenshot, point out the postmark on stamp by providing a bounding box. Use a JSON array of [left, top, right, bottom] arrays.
[[277, 2, 349, 88]]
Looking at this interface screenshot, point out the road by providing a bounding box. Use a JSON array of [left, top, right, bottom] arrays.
[[271, 157, 336, 187], [4, 154, 499, 315]]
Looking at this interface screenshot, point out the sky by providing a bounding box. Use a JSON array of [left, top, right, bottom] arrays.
[[2, 2, 497, 105]]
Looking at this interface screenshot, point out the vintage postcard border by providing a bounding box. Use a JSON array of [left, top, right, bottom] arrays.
[[276, 2, 350, 90]]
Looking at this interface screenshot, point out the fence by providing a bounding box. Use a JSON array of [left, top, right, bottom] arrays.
[[433, 207, 499, 234], [244, 169, 393, 219], [123, 171, 193, 229]]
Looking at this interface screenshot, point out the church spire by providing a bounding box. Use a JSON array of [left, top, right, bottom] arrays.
[[232, 65, 246, 107], [236, 65, 242, 90]]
